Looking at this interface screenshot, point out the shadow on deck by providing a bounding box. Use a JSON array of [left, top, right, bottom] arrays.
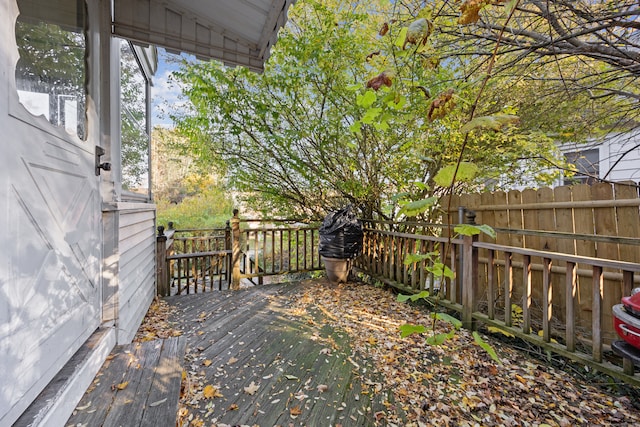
[[169, 279, 385, 426], [68, 277, 640, 426], [67, 279, 385, 427]]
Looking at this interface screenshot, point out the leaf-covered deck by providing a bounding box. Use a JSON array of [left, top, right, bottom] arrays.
[[169, 280, 387, 426], [70, 279, 640, 427], [171, 279, 640, 427]]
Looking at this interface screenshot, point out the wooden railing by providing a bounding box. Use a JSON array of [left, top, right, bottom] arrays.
[[156, 222, 232, 296], [156, 210, 640, 384], [157, 213, 323, 295], [356, 215, 640, 386], [238, 218, 322, 285]]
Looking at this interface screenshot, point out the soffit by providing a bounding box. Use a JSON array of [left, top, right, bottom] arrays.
[[113, 0, 295, 72]]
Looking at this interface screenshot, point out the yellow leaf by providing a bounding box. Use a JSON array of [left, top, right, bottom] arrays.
[[228, 356, 238, 365], [367, 336, 378, 345], [203, 384, 222, 399], [203, 359, 213, 367], [537, 330, 558, 343], [487, 326, 515, 338]]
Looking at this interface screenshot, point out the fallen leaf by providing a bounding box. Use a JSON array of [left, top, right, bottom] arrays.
[[228, 403, 239, 411], [284, 374, 298, 380], [149, 398, 167, 407], [76, 401, 92, 411], [203, 384, 223, 399], [203, 359, 213, 367], [228, 357, 238, 365], [244, 381, 260, 395], [294, 391, 308, 401], [116, 381, 128, 390], [290, 405, 302, 417], [317, 384, 328, 393]]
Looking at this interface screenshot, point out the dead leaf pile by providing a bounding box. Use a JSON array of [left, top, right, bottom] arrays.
[[134, 297, 182, 342], [287, 282, 640, 426]]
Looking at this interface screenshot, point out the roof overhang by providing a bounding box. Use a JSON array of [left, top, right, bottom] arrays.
[[113, 0, 295, 72]]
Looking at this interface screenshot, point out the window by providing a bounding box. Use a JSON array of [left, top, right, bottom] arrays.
[[15, 0, 86, 140], [564, 149, 600, 185], [120, 40, 151, 199]]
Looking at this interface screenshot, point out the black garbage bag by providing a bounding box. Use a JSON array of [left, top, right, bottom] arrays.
[[318, 205, 363, 259]]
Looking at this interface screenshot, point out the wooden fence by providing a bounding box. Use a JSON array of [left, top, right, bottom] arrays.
[[355, 215, 640, 386], [440, 182, 640, 346]]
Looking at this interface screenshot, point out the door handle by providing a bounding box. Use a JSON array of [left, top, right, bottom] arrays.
[[95, 146, 111, 176]]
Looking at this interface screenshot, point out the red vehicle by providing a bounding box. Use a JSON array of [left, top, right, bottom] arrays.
[[612, 289, 640, 362]]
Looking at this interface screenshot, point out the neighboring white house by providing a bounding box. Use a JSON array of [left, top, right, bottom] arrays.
[[0, 0, 293, 425], [559, 129, 640, 185]]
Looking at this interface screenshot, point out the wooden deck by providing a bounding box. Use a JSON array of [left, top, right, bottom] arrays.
[[67, 337, 186, 427], [169, 280, 386, 426], [67, 280, 385, 426]]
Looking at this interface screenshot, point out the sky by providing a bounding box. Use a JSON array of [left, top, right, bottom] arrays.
[[151, 49, 192, 128]]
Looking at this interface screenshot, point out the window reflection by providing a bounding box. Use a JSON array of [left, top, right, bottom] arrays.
[[120, 40, 150, 196], [15, 0, 86, 140]]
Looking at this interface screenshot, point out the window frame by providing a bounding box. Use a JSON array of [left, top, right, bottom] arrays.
[[10, 0, 89, 146], [118, 39, 154, 203]]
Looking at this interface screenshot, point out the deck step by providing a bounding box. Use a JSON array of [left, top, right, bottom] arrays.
[[14, 327, 116, 427], [66, 336, 186, 427]]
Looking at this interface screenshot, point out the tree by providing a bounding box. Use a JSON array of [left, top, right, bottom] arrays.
[[435, 0, 640, 136], [171, 0, 565, 220]]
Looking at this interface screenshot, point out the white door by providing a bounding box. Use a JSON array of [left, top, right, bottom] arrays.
[[0, 0, 102, 424]]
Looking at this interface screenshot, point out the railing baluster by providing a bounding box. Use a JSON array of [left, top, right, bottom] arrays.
[[505, 251, 513, 327], [449, 242, 456, 302], [280, 229, 284, 273], [303, 229, 308, 270], [296, 229, 300, 271], [566, 261, 577, 352], [177, 259, 183, 295], [592, 265, 604, 362], [523, 254, 532, 334], [542, 257, 552, 342], [488, 249, 495, 320]]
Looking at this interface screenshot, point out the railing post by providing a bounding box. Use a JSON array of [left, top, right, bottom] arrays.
[[231, 209, 241, 290], [225, 219, 232, 284], [156, 225, 169, 297], [462, 210, 478, 330]]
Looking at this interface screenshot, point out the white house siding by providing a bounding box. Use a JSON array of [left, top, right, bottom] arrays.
[[598, 130, 640, 183], [116, 204, 156, 344]]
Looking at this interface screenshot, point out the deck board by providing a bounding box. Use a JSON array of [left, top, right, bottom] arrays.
[[169, 281, 385, 426], [68, 280, 385, 426], [67, 336, 186, 427]]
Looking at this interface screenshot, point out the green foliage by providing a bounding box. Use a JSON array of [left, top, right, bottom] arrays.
[[397, 197, 438, 218], [473, 331, 502, 364], [433, 163, 479, 188], [168, 0, 568, 220], [454, 223, 497, 239], [426, 331, 456, 346], [461, 114, 520, 134], [432, 313, 462, 330], [397, 290, 430, 303], [399, 324, 427, 338], [156, 184, 233, 229]]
